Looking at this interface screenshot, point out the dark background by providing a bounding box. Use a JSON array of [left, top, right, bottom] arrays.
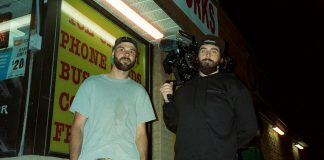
[[220, 0, 324, 158]]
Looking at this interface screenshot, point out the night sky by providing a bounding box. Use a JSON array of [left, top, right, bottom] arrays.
[[220, 0, 324, 157]]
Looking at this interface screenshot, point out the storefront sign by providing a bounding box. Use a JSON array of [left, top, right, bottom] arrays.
[[49, 0, 147, 154], [7, 36, 28, 79], [173, 0, 219, 35]]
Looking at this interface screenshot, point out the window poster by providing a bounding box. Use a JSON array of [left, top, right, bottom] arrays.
[[0, 48, 12, 80], [0, 77, 24, 155], [0, 36, 28, 80], [49, 0, 148, 154], [0, 0, 32, 156]]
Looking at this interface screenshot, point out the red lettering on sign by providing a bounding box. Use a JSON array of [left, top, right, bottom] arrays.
[[69, 18, 94, 37], [209, 4, 215, 33], [69, 36, 81, 56], [59, 92, 71, 111], [60, 61, 70, 81], [186, 0, 193, 8], [129, 70, 142, 84], [59, 30, 108, 70], [183, 0, 216, 34], [201, 0, 209, 28], [65, 124, 72, 143], [59, 91, 75, 112], [71, 65, 83, 84], [52, 121, 72, 143], [59, 60, 90, 85], [0, 33, 5, 41], [99, 53, 107, 69], [194, 0, 201, 19], [53, 121, 64, 141], [81, 43, 89, 59], [89, 47, 98, 66], [60, 30, 69, 49], [100, 38, 113, 48]]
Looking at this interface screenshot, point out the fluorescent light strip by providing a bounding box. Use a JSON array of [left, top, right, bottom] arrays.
[[0, 14, 31, 33], [104, 0, 164, 40], [295, 144, 304, 150], [272, 126, 285, 135], [61, 0, 116, 46]]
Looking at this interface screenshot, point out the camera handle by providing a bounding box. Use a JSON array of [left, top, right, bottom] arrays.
[[165, 80, 177, 102]]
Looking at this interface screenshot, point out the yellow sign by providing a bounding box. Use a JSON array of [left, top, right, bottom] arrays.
[[50, 0, 147, 153]]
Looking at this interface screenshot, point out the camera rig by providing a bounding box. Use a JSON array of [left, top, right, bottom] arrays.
[[159, 31, 199, 85]]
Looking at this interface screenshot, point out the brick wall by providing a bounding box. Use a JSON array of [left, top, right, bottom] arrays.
[[152, 45, 175, 160], [258, 116, 302, 160]]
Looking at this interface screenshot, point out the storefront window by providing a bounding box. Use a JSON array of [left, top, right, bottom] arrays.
[[0, 0, 33, 156], [49, 0, 149, 154]]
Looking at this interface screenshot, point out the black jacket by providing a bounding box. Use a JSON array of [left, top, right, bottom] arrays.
[[163, 73, 258, 160]]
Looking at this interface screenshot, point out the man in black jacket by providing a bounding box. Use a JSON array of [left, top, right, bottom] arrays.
[[160, 35, 258, 160]]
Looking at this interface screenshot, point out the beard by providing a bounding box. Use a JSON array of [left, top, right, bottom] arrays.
[[114, 56, 136, 71], [198, 58, 220, 75]]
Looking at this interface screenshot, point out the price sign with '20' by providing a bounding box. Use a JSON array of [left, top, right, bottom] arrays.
[[0, 36, 28, 80]]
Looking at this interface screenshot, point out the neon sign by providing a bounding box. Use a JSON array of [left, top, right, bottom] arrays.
[[0, 12, 12, 49]]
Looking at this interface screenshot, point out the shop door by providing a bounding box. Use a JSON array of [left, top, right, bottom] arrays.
[[0, 0, 33, 157]]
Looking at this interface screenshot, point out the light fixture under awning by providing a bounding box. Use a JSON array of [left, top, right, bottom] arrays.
[[272, 126, 285, 135], [103, 0, 164, 40], [295, 143, 304, 150]]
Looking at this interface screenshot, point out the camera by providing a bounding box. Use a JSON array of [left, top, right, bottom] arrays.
[[159, 31, 199, 85]]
